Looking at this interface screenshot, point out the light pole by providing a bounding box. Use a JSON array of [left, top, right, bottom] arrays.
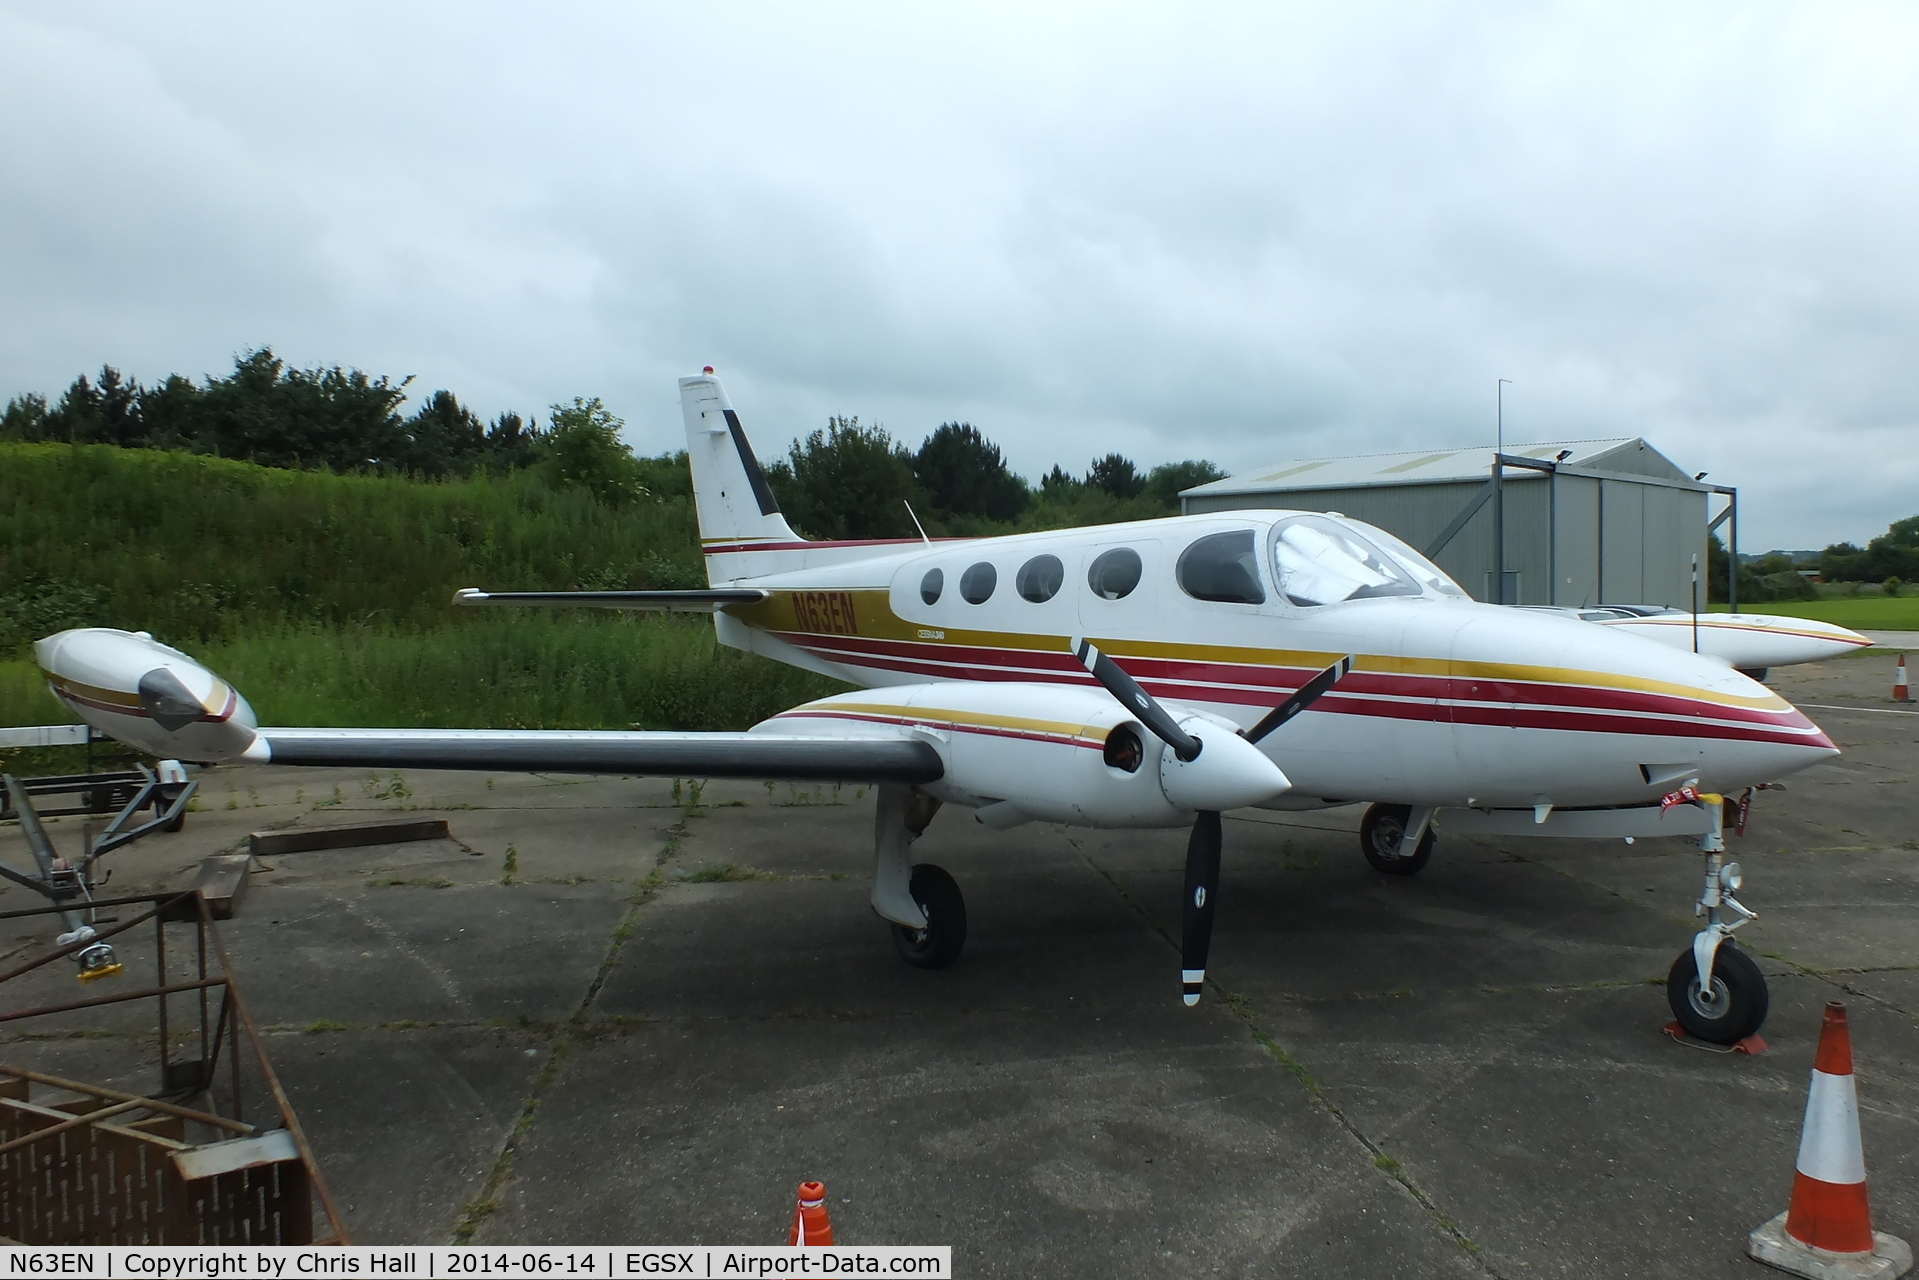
[[1494, 379, 1512, 603]]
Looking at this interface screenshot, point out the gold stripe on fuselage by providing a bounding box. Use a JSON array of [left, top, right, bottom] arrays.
[[786, 701, 1106, 744], [727, 589, 1795, 714]]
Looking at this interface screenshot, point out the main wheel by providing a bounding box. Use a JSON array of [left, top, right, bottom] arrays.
[[891, 863, 967, 970], [1667, 943, 1769, 1044], [1360, 803, 1434, 876]]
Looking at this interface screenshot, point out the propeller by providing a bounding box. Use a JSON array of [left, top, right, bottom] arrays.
[[1073, 638, 1354, 1005]]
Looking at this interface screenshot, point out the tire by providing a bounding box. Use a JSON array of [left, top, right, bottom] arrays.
[[1667, 943, 1769, 1044], [1360, 803, 1434, 876], [891, 863, 967, 970]]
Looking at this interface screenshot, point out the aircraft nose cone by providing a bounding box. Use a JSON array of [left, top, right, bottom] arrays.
[[1160, 719, 1293, 811], [1691, 668, 1841, 792]]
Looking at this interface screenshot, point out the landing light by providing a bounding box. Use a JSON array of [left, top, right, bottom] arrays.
[[1722, 862, 1743, 893]]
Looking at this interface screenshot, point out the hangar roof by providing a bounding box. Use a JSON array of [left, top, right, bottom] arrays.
[[1182, 437, 1695, 499]]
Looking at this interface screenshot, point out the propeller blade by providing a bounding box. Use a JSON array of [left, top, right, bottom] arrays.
[[1181, 810, 1223, 1005], [1072, 636, 1201, 761], [1244, 655, 1355, 744]]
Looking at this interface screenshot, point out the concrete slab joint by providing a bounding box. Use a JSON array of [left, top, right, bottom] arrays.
[[1749, 1212, 1914, 1280]]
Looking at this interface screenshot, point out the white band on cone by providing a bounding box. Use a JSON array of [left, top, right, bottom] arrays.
[[1795, 1069, 1867, 1186]]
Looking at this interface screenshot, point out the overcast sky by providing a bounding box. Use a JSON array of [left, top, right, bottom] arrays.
[[3, 3, 1915, 550]]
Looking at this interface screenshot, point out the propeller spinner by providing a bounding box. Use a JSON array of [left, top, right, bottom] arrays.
[[1073, 638, 1354, 1005]]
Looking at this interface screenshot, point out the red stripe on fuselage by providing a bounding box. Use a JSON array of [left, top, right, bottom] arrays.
[[763, 630, 1831, 750]]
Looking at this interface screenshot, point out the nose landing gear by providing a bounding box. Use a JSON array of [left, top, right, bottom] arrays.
[[1666, 795, 1768, 1044]]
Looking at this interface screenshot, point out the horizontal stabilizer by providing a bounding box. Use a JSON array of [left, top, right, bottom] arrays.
[[453, 587, 768, 613], [254, 728, 941, 783]]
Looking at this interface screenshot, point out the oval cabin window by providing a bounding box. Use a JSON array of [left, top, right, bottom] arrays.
[[1016, 554, 1064, 603], [1177, 531, 1266, 604], [920, 568, 944, 605], [1086, 548, 1143, 601], [960, 562, 997, 604]]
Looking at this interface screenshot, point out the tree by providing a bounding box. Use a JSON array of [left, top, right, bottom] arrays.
[[1145, 459, 1226, 509], [191, 348, 413, 471], [1039, 464, 1082, 499], [912, 422, 1028, 520], [395, 390, 486, 478], [540, 397, 647, 506], [0, 393, 51, 442], [766, 416, 922, 540], [482, 411, 547, 472], [1822, 515, 1919, 583], [1086, 453, 1144, 499]]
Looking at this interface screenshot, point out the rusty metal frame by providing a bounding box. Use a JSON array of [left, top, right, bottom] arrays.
[[0, 889, 350, 1244]]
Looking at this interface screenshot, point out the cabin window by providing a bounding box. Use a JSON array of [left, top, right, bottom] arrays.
[[1016, 554, 1064, 603], [960, 562, 997, 604], [1177, 531, 1266, 604], [1086, 548, 1143, 600], [1269, 515, 1421, 607], [920, 568, 943, 605]]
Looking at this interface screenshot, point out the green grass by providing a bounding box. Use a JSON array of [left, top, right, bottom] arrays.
[[0, 612, 849, 773], [4, 612, 844, 732], [0, 444, 850, 769], [0, 442, 704, 649], [1711, 597, 1919, 629]]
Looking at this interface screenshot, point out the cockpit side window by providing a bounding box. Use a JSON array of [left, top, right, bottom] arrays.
[[1269, 516, 1422, 607], [1177, 530, 1266, 604]]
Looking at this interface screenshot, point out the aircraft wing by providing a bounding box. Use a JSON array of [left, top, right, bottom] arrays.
[[250, 728, 942, 782], [453, 588, 767, 613]]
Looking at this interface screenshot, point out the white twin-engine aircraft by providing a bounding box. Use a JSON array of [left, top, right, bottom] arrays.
[[34, 369, 1840, 1044]]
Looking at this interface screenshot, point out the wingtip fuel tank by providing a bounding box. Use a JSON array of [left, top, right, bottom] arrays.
[[34, 628, 259, 763]]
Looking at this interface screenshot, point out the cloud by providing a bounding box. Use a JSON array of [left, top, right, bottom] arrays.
[[2, 1, 1915, 549]]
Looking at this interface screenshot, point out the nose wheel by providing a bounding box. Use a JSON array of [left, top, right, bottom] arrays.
[[1667, 944, 1767, 1042]]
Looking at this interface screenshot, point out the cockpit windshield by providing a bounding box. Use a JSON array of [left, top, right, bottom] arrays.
[[1353, 525, 1471, 600], [1269, 515, 1462, 607]]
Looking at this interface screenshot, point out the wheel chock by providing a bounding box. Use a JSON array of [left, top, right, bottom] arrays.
[[1662, 1020, 1768, 1055]]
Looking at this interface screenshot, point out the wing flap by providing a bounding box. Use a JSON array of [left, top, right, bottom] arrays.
[[256, 728, 941, 782], [453, 588, 768, 613]]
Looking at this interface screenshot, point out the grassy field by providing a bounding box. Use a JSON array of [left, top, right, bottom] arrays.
[[0, 613, 844, 731], [0, 442, 703, 648], [0, 612, 850, 774], [1711, 597, 1919, 629], [0, 444, 850, 773]]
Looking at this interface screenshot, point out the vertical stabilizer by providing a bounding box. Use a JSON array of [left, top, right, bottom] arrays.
[[679, 371, 802, 581]]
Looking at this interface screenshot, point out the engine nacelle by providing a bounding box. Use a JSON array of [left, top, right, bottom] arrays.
[[755, 681, 1291, 827], [34, 629, 259, 764]]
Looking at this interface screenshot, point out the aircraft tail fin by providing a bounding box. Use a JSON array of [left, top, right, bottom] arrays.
[[679, 370, 803, 583]]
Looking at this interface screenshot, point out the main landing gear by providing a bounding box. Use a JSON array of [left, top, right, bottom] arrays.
[[1360, 803, 1436, 875], [871, 785, 967, 969]]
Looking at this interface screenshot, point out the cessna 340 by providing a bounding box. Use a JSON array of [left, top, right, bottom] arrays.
[[32, 369, 1840, 1044]]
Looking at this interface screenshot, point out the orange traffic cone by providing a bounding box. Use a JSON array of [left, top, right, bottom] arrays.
[[789, 1181, 835, 1246], [1749, 1003, 1912, 1278], [1896, 655, 1911, 703]]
